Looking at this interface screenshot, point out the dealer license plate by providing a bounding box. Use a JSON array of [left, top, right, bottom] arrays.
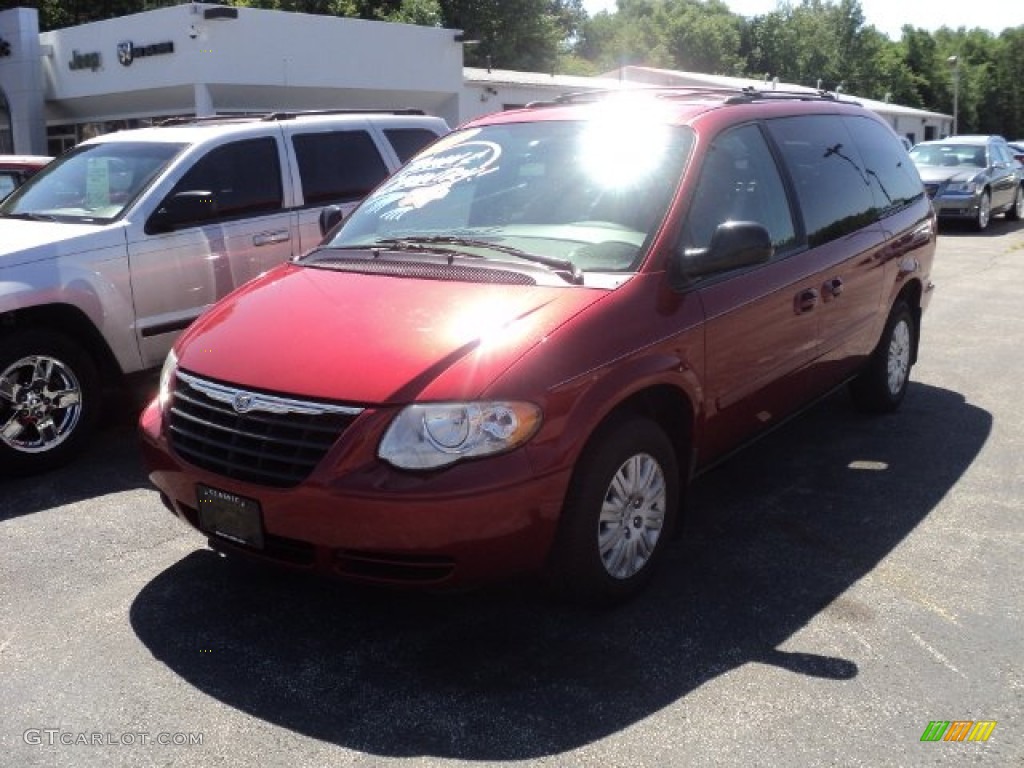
[[196, 484, 264, 550]]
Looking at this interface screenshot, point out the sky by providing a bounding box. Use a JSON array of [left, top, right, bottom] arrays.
[[581, 0, 1024, 41]]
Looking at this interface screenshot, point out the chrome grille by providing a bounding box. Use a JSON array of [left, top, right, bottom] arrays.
[[168, 371, 362, 488]]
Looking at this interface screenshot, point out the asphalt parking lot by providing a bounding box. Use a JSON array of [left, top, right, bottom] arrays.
[[2, 220, 1022, 768]]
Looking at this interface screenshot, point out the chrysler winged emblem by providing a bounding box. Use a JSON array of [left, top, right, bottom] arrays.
[[117, 41, 134, 66], [232, 393, 254, 414]]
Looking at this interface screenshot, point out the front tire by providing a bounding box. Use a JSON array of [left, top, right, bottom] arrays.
[[849, 301, 916, 414], [974, 190, 991, 231], [549, 417, 679, 606], [0, 330, 101, 476]]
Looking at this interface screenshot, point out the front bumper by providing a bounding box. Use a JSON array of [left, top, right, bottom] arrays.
[[139, 398, 570, 589], [928, 190, 983, 219]]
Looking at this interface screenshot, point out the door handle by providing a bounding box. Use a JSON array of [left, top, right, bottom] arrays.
[[822, 277, 844, 299], [253, 230, 291, 246], [794, 288, 819, 314]]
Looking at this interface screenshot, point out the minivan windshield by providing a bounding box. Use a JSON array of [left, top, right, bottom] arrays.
[[0, 141, 185, 224], [317, 120, 694, 275]]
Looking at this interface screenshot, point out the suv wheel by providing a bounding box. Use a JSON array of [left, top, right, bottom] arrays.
[[974, 190, 991, 231], [550, 417, 678, 605], [1006, 185, 1024, 221], [850, 301, 915, 414], [0, 330, 100, 476]]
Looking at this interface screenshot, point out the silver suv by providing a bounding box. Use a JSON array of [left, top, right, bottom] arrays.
[[0, 110, 448, 475]]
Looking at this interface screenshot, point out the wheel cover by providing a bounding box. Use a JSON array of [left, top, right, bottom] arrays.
[[978, 194, 990, 228], [597, 452, 667, 580], [886, 319, 912, 396], [1016, 188, 1024, 218], [0, 354, 83, 454]]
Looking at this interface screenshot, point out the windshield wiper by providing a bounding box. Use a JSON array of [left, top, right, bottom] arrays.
[[372, 236, 584, 285], [0, 212, 59, 222]]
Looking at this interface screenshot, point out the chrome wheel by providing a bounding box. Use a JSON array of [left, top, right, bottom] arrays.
[[597, 452, 667, 580], [0, 354, 84, 454], [886, 318, 912, 397]]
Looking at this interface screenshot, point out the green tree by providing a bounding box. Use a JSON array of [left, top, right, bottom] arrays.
[[439, 1, 583, 72]]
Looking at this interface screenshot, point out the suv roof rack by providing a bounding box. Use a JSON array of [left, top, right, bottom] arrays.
[[526, 85, 856, 109], [158, 108, 425, 127]]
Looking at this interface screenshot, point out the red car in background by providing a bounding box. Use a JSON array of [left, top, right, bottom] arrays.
[[0, 155, 52, 199]]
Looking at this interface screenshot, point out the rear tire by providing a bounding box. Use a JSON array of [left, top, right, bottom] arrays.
[[1006, 185, 1024, 221], [0, 330, 101, 476], [849, 300, 915, 414], [549, 417, 679, 606]]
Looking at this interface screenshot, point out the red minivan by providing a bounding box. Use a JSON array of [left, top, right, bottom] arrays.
[[140, 88, 936, 603]]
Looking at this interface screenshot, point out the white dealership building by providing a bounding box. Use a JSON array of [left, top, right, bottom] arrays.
[[0, 3, 951, 157]]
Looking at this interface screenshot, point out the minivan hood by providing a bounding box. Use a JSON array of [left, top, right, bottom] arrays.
[[175, 262, 607, 404], [0, 218, 122, 265]]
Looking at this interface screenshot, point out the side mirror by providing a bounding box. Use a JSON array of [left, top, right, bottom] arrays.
[[318, 205, 345, 239], [146, 190, 216, 234], [671, 220, 773, 289]]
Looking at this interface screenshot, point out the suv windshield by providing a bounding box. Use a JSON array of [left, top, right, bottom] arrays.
[[0, 141, 185, 224], [319, 120, 694, 275]]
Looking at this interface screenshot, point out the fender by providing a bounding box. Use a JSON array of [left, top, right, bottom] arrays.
[[0, 231, 141, 373]]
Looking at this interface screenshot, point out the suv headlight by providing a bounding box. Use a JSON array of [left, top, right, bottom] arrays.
[[378, 401, 542, 470], [157, 349, 178, 409]]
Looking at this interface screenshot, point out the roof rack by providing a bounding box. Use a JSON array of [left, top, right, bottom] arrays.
[[158, 108, 425, 127], [525, 85, 857, 109]]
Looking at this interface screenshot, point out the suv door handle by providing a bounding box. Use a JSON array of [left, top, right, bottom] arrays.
[[822, 277, 844, 298], [794, 288, 819, 314], [253, 229, 290, 246]]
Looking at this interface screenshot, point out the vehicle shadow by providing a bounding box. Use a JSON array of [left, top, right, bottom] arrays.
[[0, 376, 155, 522], [128, 382, 990, 760]]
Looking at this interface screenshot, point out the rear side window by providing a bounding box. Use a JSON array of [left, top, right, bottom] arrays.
[[765, 115, 877, 247], [844, 116, 925, 217], [170, 138, 283, 220], [292, 131, 390, 205], [384, 128, 440, 164]]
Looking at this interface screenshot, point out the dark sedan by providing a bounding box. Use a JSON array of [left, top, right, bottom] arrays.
[[909, 135, 1023, 231]]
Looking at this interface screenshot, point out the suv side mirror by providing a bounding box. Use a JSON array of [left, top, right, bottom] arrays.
[[146, 190, 216, 234], [318, 205, 345, 239], [671, 220, 773, 289]]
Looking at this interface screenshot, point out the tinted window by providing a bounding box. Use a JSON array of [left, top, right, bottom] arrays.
[[684, 123, 796, 253], [766, 115, 877, 247], [292, 131, 389, 204], [384, 128, 440, 164], [170, 138, 282, 220], [843, 116, 925, 218]]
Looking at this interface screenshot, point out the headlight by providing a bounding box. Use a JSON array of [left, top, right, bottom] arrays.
[[157, 349, 178, 409], [378, 401, 542, 470], [945, 179, 979, 194]]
